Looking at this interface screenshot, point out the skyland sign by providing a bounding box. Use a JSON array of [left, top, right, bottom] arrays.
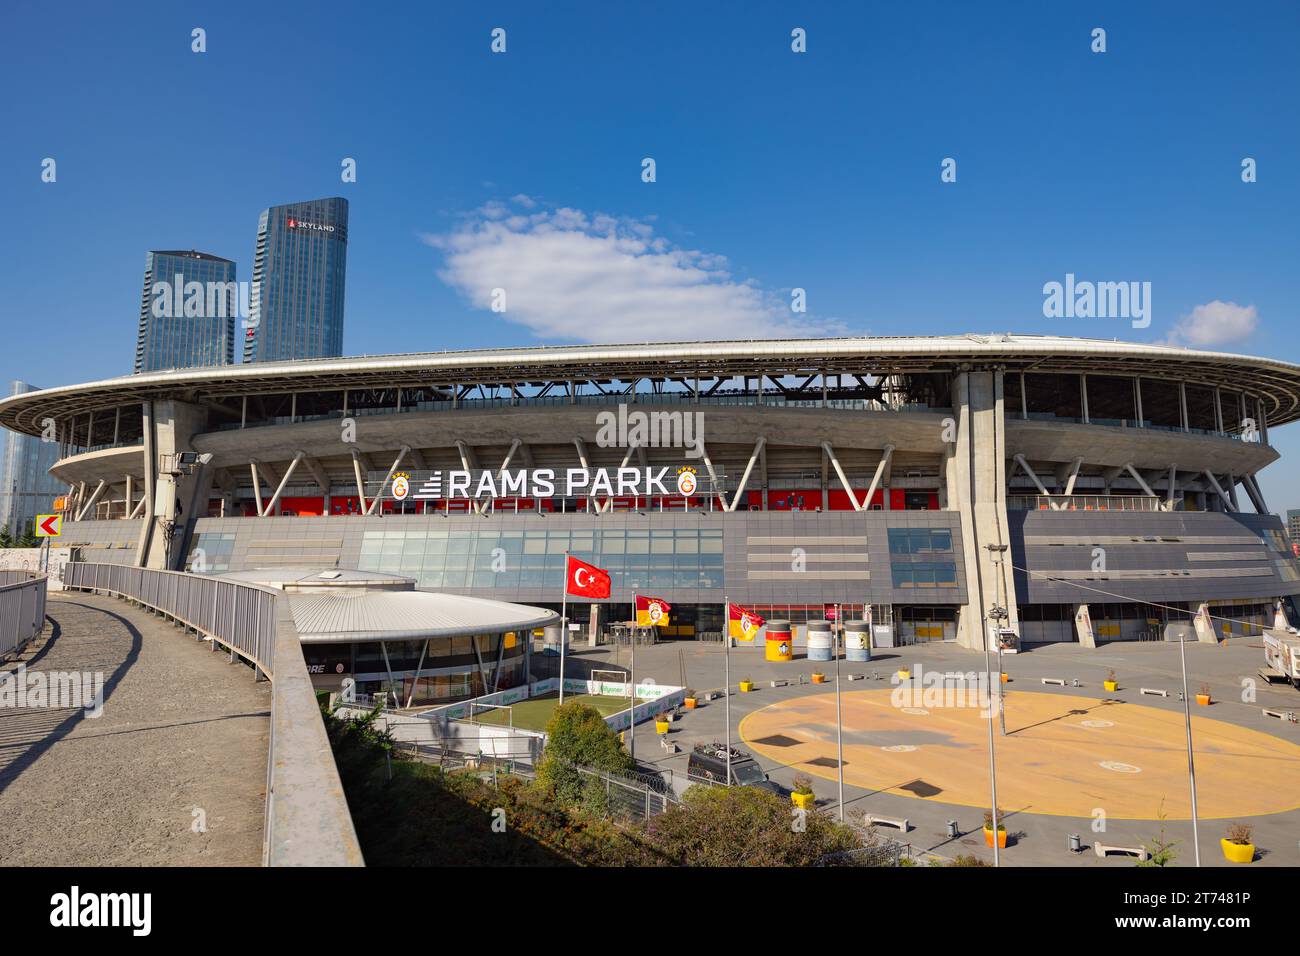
[[405, 466, 701, 501]]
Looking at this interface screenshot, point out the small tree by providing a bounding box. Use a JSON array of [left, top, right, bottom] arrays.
[[535, 701, 634, 807], [0, 526, 12, 549], [1138, 802, 1178, 867]]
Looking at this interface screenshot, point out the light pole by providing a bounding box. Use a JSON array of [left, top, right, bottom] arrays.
[[1177, 630, 1202, 866], [835, 603, 845, 822], [985, 544, 1010, 736]]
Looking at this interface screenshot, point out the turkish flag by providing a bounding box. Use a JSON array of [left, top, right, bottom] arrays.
[[565, 555, 610, 598]]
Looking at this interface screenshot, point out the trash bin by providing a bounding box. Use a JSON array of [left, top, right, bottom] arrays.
[[765, 620, 793, 662], [845, 620, 872, 661], [807, 619, 833, 662]]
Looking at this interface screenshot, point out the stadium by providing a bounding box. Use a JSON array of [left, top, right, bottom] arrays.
[[4, 332, 1300, 702]]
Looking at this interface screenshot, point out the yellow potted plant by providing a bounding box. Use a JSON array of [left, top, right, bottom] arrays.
[[1220, 823, 1254, 863], [791, 772, 816, 810], [1196, 683, 1211, 706], [1103, 669, 1119, 693], [739, 678, 754, 693], [683, 689, 698, 710], [654, 712, 671, 735], [811, 671, 827, 684], [897, 665, 911, 681], [983, 808, 1008, 849]]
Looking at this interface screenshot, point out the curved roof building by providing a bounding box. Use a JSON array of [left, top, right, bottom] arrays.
[[5, 333, 1299, 670]]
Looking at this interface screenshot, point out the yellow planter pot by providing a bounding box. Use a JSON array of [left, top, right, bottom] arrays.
[[791, 791, 815, 810], [897, 670, 911, 681], [1103, 680, 1118, 692], [1220, 839, 1254, 863], [654, 721, 670, 735], [739, 681, 754, 693]]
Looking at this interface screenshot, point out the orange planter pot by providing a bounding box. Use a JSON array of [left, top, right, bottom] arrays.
[[811, 674, 827, 684], [1196, 694, 1211, 706], [1001, 673, 1009, 683], [984, 826, 1008, 849], [684, 698, 697, 710]]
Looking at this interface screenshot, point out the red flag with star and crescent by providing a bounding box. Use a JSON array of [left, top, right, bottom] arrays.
[[565, 555, 611, 598]]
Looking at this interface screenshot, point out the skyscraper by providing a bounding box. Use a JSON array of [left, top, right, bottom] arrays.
[[242, 197, 349, 363], [135, 250, 237, 373], [0, 382, 63, 536]]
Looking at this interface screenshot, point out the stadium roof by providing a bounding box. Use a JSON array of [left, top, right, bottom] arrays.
[[6, 333, 1300, 434]]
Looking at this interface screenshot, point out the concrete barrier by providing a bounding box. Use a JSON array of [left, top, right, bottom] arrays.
[[864, 813, 910, 832], [1139, 688, 1167, 697], [1094, 842, 1149, 861], [264, 597, 365, 867]]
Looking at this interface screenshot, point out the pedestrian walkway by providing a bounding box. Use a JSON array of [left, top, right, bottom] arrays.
[[0, 592, 270, 865]]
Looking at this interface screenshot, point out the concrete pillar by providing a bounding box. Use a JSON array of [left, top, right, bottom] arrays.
[[588, 603, 601, 648], [1193, 602, 1218, 644], [140, 399, 209, 570], [1074, 604, 1096, 648], [949, 369, 1019, 651]]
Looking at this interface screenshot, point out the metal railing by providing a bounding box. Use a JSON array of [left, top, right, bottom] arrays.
[[0, 570, 48, 659], [1007, 494, 1173, 512], [62, 562, 276, 676], [61, 563, 363, 866]]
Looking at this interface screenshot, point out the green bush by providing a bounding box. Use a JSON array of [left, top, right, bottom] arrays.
[[646, 785, 861, 866], [535, 701, 634, 806]]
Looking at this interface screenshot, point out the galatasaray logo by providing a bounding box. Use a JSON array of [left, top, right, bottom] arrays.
[[392, 472, 410, 500], [647, 601, 666, 624], [675, 466, 698, 497]]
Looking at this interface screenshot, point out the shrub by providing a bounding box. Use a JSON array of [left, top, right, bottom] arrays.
[[535, 701, 634, 807], [646, 785, 860, 866], [983, 808, 1006, 830], [1225, 823, 1253, 845], [792, 773, 814, 796]]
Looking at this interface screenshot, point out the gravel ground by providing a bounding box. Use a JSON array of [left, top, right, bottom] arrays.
[[0, 592, 270, 866]]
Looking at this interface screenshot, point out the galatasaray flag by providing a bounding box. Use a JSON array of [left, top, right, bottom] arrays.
[[635, 595, 672, 627], [728, 603, 765, 642], [565, 555, 611, 598]]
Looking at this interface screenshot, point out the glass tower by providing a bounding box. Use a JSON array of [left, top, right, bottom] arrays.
[[0, 382, 63, 536], [242, 197, 348, 363], [135, 250, 237, 373]]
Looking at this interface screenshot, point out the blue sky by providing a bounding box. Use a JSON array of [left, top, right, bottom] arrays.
[[1, 1, 1298, 508]]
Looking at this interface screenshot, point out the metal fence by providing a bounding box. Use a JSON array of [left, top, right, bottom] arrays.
[[63, 562, 276, 677], [0, 570, 47, 659], [815, 840, 911, 867], [575, 763, 680, 820]]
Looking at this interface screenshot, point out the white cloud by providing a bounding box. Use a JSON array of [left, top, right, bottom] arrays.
[[421, 198, 844, 342], [1166, 300, 1258, 347]]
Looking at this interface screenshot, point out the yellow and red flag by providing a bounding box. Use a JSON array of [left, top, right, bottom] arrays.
[[635, 595, 672, 627], [728, 603, 765, 642]]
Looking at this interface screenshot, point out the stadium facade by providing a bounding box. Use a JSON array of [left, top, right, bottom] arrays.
[[5, 333, 1300, 669]]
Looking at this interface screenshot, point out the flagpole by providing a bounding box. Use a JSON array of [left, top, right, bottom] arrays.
[[835, 603, 844, 821], [631, 592, 638, 764], [724, 594, 731, 788], [559, 551, 568, 704]]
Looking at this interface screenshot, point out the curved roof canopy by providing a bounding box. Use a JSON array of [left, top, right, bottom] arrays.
[[287, 589, 559, 643], [6, 333, 1300, 434]]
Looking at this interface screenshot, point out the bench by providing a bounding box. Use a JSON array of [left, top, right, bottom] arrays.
[[863, 813, 910, 833], [1262, 708, 1298, 723], [1041, 678, 1066, 686], [1139, 688, 1167, 698], [1094, 842, 1149, 861]]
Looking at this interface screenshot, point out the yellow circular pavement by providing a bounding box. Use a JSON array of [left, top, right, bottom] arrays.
[[739, 689, 1300, 820]]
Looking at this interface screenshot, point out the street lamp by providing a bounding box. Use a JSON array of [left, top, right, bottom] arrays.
[[986, 544, 1010, 736]]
